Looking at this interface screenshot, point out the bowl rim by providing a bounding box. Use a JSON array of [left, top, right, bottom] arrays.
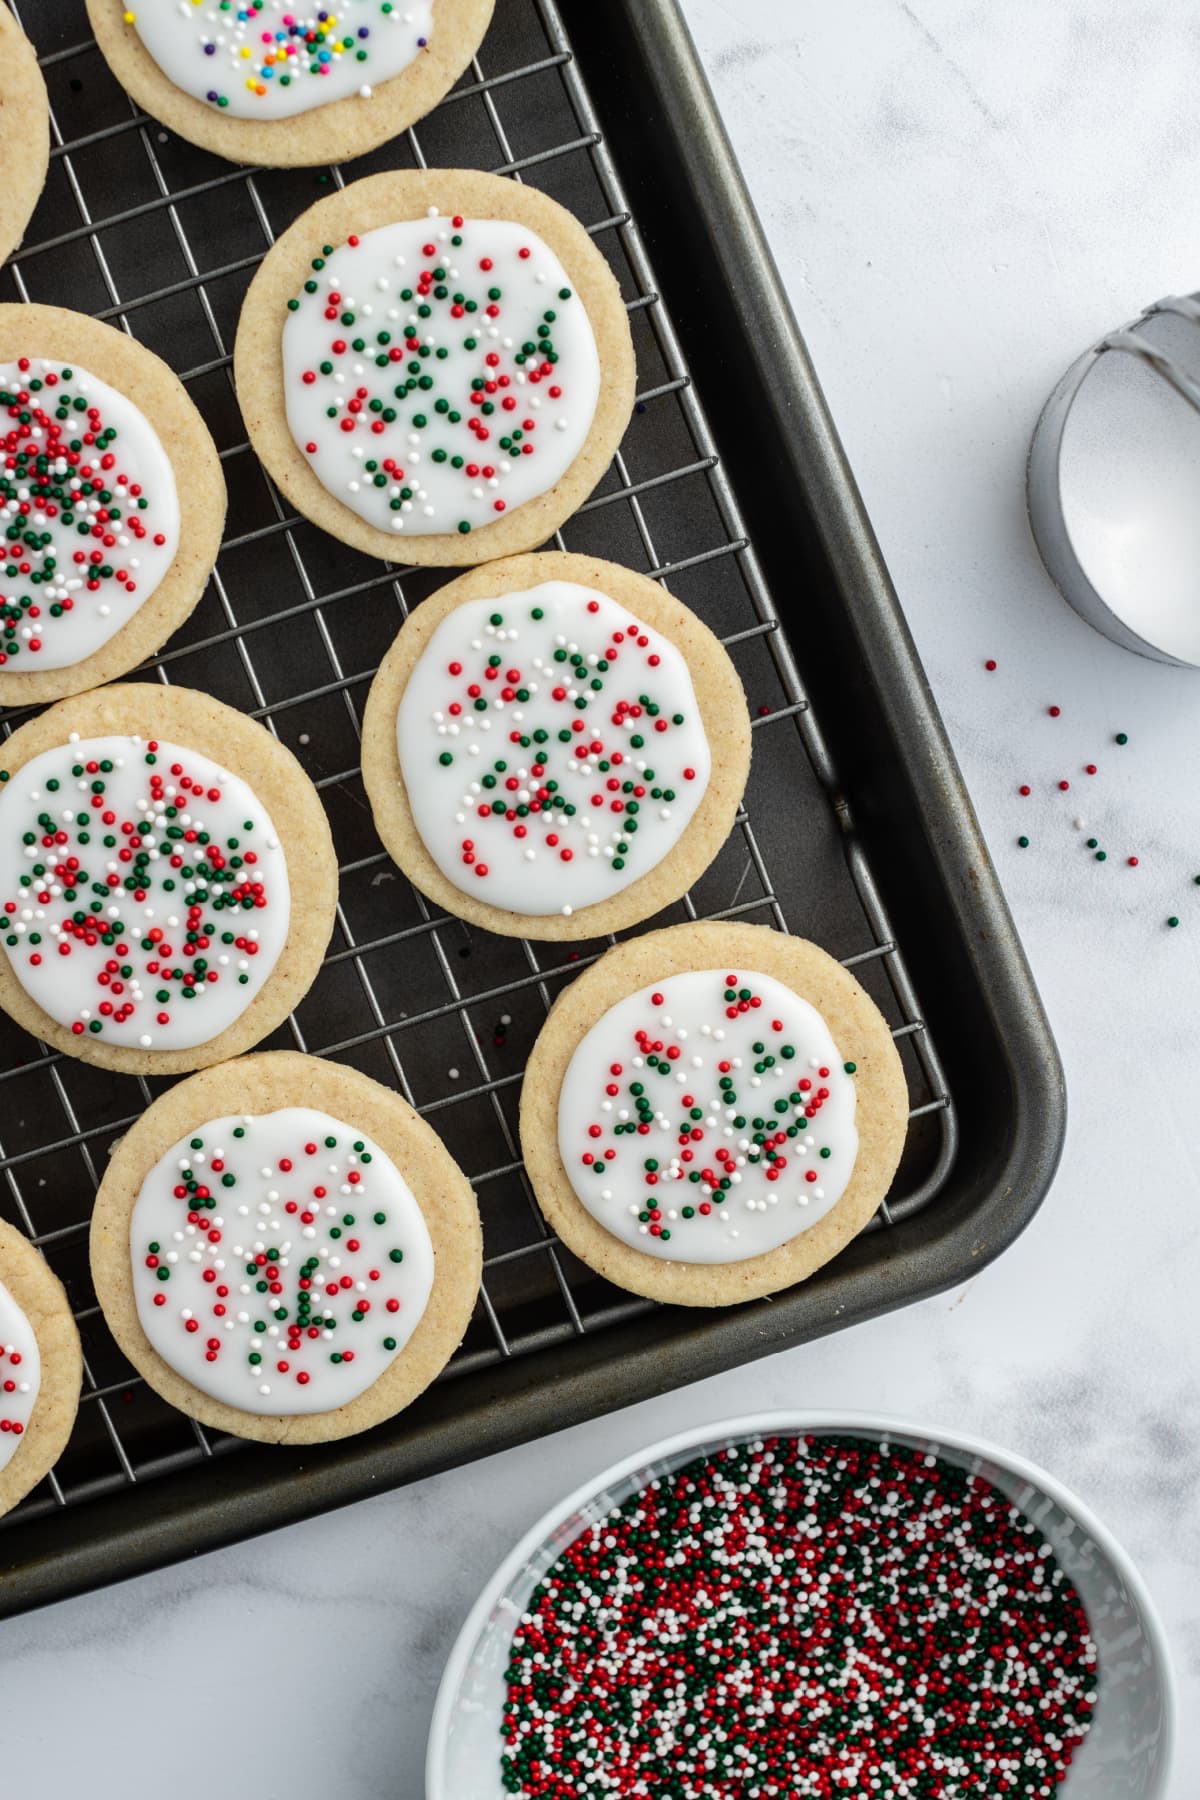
[[425, 1406, 1179, 1799]]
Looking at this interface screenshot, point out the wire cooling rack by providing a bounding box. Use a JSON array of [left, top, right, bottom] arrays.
[[0, 0, 955, 1537]]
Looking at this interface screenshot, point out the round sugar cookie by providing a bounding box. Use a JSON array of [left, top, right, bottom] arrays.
[[361, 552, 751, 939], [0, 683, 337, 1074], [0, 305, 225, 705], [86, 0, 495, 169], [0, 8, 49, 267], [520, 923, 908, 1306], [90, 1050, 482, 1444], [0, 1216, 82, 1518], [234, 170, 635, 565]]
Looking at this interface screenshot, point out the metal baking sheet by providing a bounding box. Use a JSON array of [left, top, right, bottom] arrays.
[[0, 0, 1064, 1615]]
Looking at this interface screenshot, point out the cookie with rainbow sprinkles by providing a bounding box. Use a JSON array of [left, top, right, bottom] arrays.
[[86, 0, 494, 168]]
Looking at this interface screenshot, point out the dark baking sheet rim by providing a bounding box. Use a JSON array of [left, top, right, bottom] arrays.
[[0, 0, 1065, 1616]]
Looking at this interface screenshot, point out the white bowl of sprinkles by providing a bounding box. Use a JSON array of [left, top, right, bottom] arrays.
[[426, 1411, 1176, 1800]]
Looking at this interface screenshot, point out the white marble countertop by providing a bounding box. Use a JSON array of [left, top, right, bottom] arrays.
[[7, 1, 1198, 1791]]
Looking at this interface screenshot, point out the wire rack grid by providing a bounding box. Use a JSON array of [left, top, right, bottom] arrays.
[[0, 0, 955, 1536]]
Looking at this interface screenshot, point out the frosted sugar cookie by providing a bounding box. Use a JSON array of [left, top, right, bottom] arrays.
[[86, 0, 494, 168], [90, 1050, 482, 1444], [0, 305, 225, 705], [0, 683, 337, 1073], [0, 1216, 82, 1518], [0, 7, 48, 267], [521, 922, 908, 1305], [235, 170, 635, 564], [361, 552, 750, 938]]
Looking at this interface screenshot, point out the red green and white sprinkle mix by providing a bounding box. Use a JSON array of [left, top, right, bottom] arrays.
[[501, 1435, 1098, 1799], [558, 969, 859, 1264], [0, 1275, 40, 1474], [396, 584, 711, 916], [0, 734, 290, 1051], [0, 358, 178, 673], [281, 210, 601, 538], [130, 1107, 434, 1415]]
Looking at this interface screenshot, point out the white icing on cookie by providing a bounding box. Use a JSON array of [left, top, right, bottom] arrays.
[[131, 0, 434, 122], [0, 358, 179, 673], [0, 1274, 41, 1473], [130, 1107, 434, 1415], [282, 210, 601, 537], [395, 581, 711, 916], [557, 968, 860, 1264], [0, 734, 291, 1051]]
